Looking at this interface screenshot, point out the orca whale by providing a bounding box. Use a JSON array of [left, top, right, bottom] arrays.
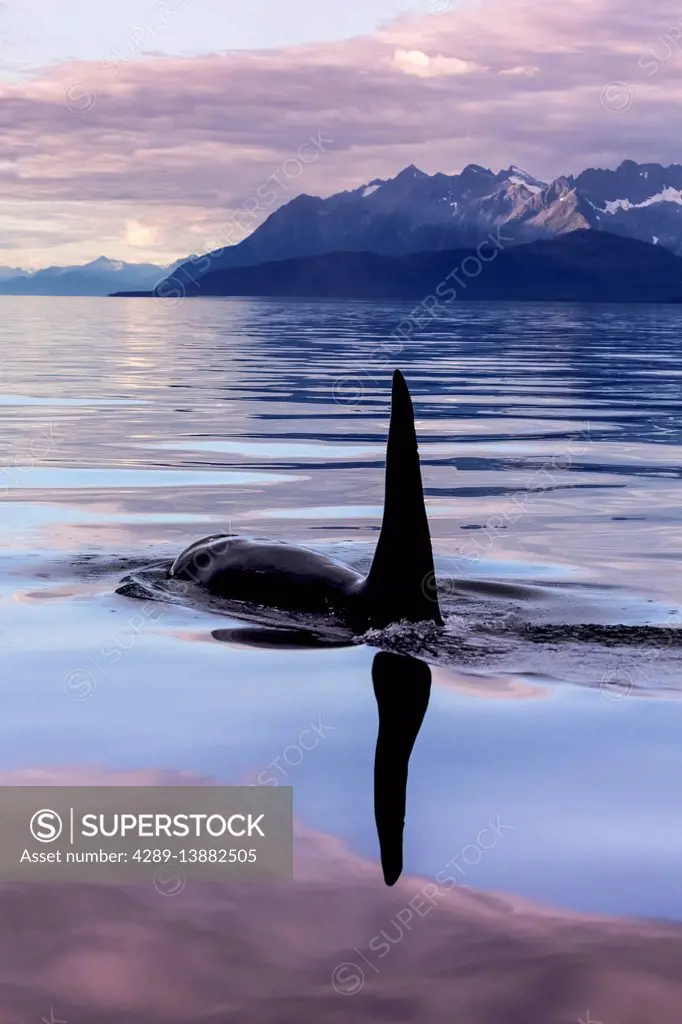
[[168, 369, 443, 632]]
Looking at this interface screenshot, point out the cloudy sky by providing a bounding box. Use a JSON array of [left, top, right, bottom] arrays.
[[2, 0, 681, 267]]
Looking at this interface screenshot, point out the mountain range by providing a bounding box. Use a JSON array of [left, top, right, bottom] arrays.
[[0, 257, 172, 296], [9, 159, 682, 298], [160, 159, 682, 296], [116, 231, 682, 304]]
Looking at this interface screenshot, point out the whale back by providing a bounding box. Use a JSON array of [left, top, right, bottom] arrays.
[[360, 370, 443, 630]]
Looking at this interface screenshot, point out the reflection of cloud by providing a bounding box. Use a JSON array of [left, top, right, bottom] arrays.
[[0, 766, 213, 787], [432, 665, 550, 699], [1, 766, 681, 1022], [12, 582, 99, 603]]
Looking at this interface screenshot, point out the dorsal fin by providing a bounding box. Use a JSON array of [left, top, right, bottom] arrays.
[[361, 370, 443, 629]]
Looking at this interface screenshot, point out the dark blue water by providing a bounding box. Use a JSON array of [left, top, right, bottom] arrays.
[[2, 295, 682, 918]]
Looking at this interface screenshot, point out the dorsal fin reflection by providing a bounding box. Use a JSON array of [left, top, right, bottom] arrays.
[[372, 650, 432, 886], [210, 629, 432, 886]]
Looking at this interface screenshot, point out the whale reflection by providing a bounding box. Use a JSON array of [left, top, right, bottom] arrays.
[[211, 627, 432, 887], [211, 626, 353, 650]]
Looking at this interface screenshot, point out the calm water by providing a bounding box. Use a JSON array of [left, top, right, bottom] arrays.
[[3, 295, 682, 918]]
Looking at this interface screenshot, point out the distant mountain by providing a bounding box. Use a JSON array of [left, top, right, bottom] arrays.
[[114, 231, 682, 304], [161, 160, 682, 296], [0, 266, 30, 281], [0, 256, 173, 296]]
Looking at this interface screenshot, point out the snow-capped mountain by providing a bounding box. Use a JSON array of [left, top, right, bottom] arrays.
[[166, 164, 557, 286], [574, 159, 682, 253], [163, 160, 682, 295], [0, 256, 175, 295]]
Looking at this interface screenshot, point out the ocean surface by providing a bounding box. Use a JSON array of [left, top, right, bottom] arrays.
[[2, 295, 682, 918]]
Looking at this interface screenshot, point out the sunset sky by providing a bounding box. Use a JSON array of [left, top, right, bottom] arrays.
[[2, 0, 681, 267]]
